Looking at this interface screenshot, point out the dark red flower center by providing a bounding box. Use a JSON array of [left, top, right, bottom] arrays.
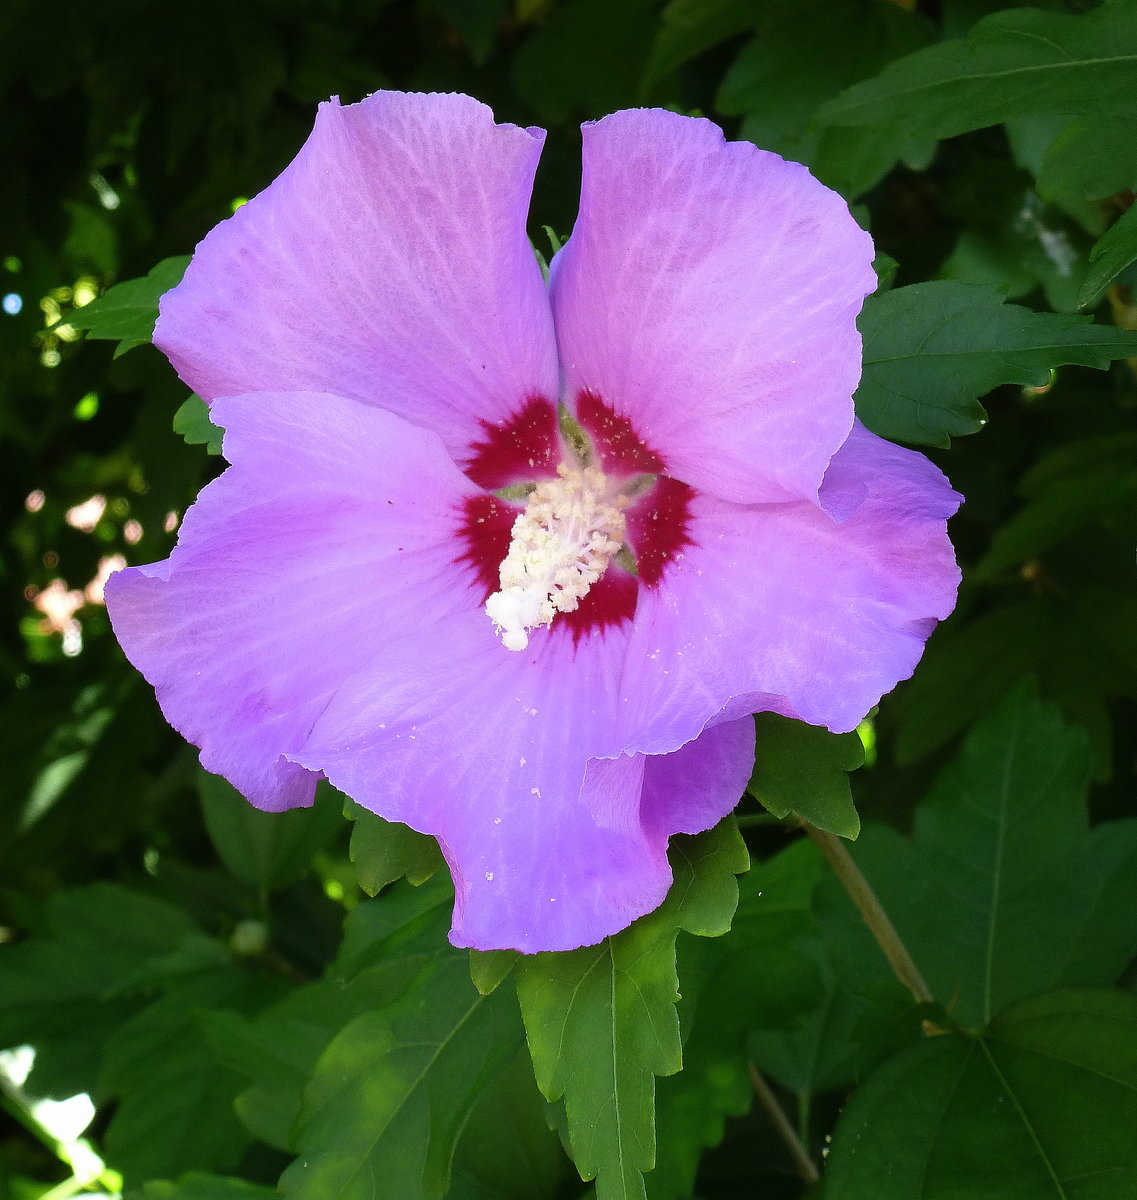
[[456, 391, 694, 646]]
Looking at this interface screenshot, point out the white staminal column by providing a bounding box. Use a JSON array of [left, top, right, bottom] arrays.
[[485, 464, 627, 651]]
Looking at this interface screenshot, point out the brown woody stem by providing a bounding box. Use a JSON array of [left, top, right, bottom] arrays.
[[803, 821, 934, 1007], [747, 1061, 820, 1186]]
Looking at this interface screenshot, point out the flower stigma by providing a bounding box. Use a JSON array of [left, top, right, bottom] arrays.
[[485, 463, 628, 651]]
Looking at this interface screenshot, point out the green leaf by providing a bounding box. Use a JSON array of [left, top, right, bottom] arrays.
[[857, 687, 1137, 1029], [856, 281, 1137, 446], [346, 800, 444, 894], [450, 1048, 565, 1200], [975, 435, 1137, 579], [748, 713, 863, 839], [173, 395, 224, 455], [825, 989, 1137, 1199], [514, 819, 749, 1200], [469, 949, 520, 997], [1080, 205, 1137, 309], [511, 0, 658, 123], [205, 896, 449, 1153], [719, 0, 934, 198], [198, 770, 344, 892], [101, 973, 273, 1186], [65, 256, 189, 356], [280, 953, 523, 1200], [136, 1174, 278, 1200], [748, 839, 922, 1100], [819, 5, 1137, 141], [0, 883, 199, 1045], [1035, 116, 1137, 204], [643, 0, 761, 87], [650, 840, 826, 1199]]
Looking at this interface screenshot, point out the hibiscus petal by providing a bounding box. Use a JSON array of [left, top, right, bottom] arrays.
[[293, 612, 687, 952], [617, 425, 962, 753], [640, 717, 756, 844], [550, 108, 877, 504], [105, 390, 482, 812], [155, 92, 559, 460]]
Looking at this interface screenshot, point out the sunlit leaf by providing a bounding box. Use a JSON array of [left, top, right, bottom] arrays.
[[514, 819, 749, 1200], [173, 394, 224, 455], [856, 281, 1137, 445], [280, 954, 523, 1200], [825, 989, 1137, 1199], [819, 5, 1137, 140], [66, 256, 189, 356]]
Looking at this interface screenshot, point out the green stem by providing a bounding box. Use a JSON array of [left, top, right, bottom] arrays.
[[803, 821, 933, 1007], [748, 1062, 820, 1186]]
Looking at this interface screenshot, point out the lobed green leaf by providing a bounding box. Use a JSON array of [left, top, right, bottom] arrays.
[[280, 953, 523, 1200], [173, 395, 224, 455], [854, 686, 1137, 1029], [825, 989, 1137, 1199], [514, 819, 749, 1200], [66, 255, 189, 356], [856, 281, 1137, 446], [346, 800, 445, 895], [748, 713, 863, 839], [819, 5, 1137, 141]]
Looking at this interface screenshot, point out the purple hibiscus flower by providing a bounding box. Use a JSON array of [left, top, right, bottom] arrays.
[[106, 91, 961, 953]]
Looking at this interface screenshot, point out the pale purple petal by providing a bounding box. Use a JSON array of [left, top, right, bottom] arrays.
[[640, 718, 756, 844], [550, 108, 877, 505], [292, 614, 686, 952], [105, 390, 482, 812], [156, 92, 558, 460], [617, 425, 962, 754]]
